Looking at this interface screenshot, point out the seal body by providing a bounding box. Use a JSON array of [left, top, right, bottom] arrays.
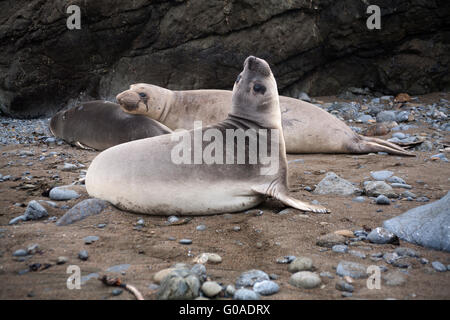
[[49, 101, 172, 150], [117, 86, 413, 156], [87, 56, 328, 215]]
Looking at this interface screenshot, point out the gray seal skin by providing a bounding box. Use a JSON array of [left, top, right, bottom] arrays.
[[49, 100, 172, 150], [86, 56, 329, 215], [116, 86, 414, 156]]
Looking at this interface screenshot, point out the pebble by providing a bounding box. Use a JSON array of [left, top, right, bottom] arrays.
[[179, 239, 192, 245], [62, 163, 78, 171], [335, 280, 354, 292], [316, 233, 347, 248], [383, 252, 400, 264], [57, 256, 68, 265], [112, 288, 123, 296], [83, 236, 99, 244], [319, 272, 334, 279], [394, 247, 418, 258], [252, 280, 279, 296], [419, 258, 429, 265], [352, 196, 365, 203], [13, 249, 28, 257], [364, 181, 396, 198], [390, 183, 412, 189], [349, 250, 366, 259], [235, 270, 270, 288], [156, 270, 201, 300], [167, 216, 179, 224], [387, 176, 406, 184], [226, 285, 236, 297], [78, 250, 89, 261], [27, 244, 39, 254], [49, 186, 80, 201], [233, 288, 260, 300], [336, 261, 367, 279], [332, 245, 349, 253], [313, 172, 361, 196], [370, 170, 394, 181], [24, 200, 48, 220], [376, 195, 390, 205], [367, 227, 398, 244], [288, 257, 313, 273], [431, 261, 447, 272], [289, 271, 321, 289], [196, 224, 206, 231], [201, 281, 223, 297]]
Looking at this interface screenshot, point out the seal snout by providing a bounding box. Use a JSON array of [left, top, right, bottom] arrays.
[[244, 56, 271, 77], [116, 90, 140, 111]]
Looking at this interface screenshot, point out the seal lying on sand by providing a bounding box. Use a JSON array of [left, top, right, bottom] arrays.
[[49, 101, 172, 150], [86, 56, 329, 215], [116, 85, 413, 156]]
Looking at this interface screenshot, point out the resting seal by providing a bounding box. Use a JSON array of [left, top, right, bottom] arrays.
[[116, 85, 413, 156], [49, 101, 172, 150], [86, 56, 328, 215]]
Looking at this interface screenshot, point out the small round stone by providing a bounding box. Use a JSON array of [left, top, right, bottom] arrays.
[[233, 288, 260, 300], [288, 257, 313, 273], [83, 235, 99, 244], [252, 280, 279, 296], [13, 249, 27, 257], [179, 239, 192, 245], [112, 288, 123, 296], [431, 261, 447, 272], [201, 281, 223, 297], [57, 256, 69, 265], [332, 245, 348, 253], [335, 280, 354, 292], [289, 271, 321, 289], [376, 195, 391, 205], [196, 224, 206, 231], [78, 250, 89, 261]]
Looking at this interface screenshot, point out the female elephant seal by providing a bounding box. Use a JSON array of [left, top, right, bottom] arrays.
[[116, 85, 413, 156], [86, 56, 329, 215], [49, 101, 172, 150]]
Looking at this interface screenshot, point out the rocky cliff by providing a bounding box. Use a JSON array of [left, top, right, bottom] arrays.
[[0, 0, 449, 117]]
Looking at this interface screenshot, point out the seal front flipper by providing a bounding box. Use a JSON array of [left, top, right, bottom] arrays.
[[251, 184, 330, 214]]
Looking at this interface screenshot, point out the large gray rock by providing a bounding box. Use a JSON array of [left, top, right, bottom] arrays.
[[313, 172, 361, 196], [1, 1, 448, 118], [56, 199, 109, 226], [383, 192, 450, 252]]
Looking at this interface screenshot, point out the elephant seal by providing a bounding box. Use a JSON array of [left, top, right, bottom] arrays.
[[86, 56, 329, 215], [116, 86, 413, 156], [49, 101, 172, 150]]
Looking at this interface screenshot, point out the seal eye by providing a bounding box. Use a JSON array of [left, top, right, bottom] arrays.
[[139, 92, 147, 98], [235, 74, 242, 83], [253, 83, 266, 94]]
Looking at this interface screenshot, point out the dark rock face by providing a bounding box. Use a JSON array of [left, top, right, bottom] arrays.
[[1, 0, 449, 118]]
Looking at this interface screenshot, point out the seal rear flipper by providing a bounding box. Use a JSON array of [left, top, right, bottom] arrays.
[[251, 184, 330, 214], [74, 141, 96, 151], [354, 135, 416, 156]]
